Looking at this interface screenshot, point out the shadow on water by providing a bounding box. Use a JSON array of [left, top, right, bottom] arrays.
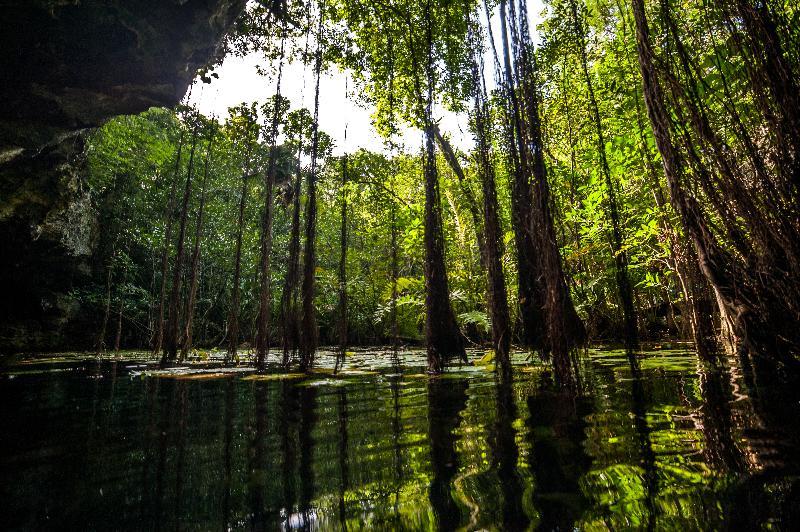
[[2, 346, 800, 529]]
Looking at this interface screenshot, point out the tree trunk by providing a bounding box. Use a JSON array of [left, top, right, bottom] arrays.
[[226, 155, 251, 363], [422, 5, 465, 373], [336, 154, 349, 371], [495, 0, 548, 353], [469, 18, 512, 378], [476, 93, 512, 377], [256, 39, 286, 370], [390, 193, 400, 358], [181, 126, 215, 361], [114, 301, 123, 354], [255, 169, 275, 370], [163, 124, 200, 364], [281, 145, 303, 366], [152, 128, 185, 356], [299, 8, 325, 371], [96, 255, 114, 354]]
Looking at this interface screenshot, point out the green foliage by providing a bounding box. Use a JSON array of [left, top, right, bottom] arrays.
[[78, 0, 795, 349]]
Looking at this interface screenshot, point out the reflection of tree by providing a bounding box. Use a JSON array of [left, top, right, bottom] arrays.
[[697, 362, 745, 474], [140, 377, 159, 526], [298, 386, 318, 526], [489, 378, 528, 529], [222, 378, 235, 529], [526, 372, 592, 530], [174, 380, 188, 527], [279, 380, 299, 516], [337, 387, 350, 528], [629, 360, 657, 531], [724, 353, 800, 527], [153, 378, 172, 529], [249, 382, 268, 530], [427, 377, 469, 531], [390, 376, 403, 516]]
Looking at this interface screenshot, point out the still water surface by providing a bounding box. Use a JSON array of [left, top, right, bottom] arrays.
[[2, 347, 799, 530]]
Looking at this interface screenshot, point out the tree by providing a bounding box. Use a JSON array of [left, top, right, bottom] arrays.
[[181, 120, 217, 360], [163, 114, 201, 364], [225, 104, 260, 363]]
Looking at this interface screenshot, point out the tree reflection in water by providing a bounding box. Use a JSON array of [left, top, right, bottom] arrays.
[[527, 371, 592, 530], [427, 377, 469, 530], [2, 348, 800, 529]]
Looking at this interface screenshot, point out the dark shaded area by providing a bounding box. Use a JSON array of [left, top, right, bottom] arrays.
[[0, 0, 247, 353], [0, 0, 246, 153]]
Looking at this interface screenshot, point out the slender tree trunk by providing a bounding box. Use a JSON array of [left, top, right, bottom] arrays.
[[472, 38, 512, 379], [386, 32, 401, 364], [570, 0, 638, 349], [422, 3, 466, 373], [226, 157, 251, 363], [114, 300, 123, 354], [163, 124, 200, 364], [181, 127, 215, 361], [147, 247, 157, 346], [255, 170, 275, 370], [152, 129, 185, 356], [299, 6, 325, 371], [494, 0, 548, 353], [336, 155, 349, 371], [256, 36, 286, 370], [281, 146, 303, 367], [96, 255, 114, 354], [390, 195, 400, 356]]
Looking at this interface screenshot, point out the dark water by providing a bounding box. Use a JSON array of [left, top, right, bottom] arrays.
[[2, 347, 800, 530]]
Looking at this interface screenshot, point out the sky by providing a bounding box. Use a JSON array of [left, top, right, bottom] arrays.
[[191, 1, 546, 156]]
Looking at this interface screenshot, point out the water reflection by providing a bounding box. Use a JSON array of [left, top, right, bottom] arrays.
[[427, 377, 468, 531], [336, 387, 349, 529], [696, 362, 745, 474], [223, 377, 235, 529], [278, 380, 298, 523], [527, 372, 591, 530], [490, 378, 528, 530], [1, 348, 800, 530], [249, 382, 268, 530], [629, 362, 657, 531], [297, 385, 317, 529]]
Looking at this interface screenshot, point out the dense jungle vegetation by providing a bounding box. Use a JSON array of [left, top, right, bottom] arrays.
[[72, 0, 800, 385], [4, 0, 800, 529]]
